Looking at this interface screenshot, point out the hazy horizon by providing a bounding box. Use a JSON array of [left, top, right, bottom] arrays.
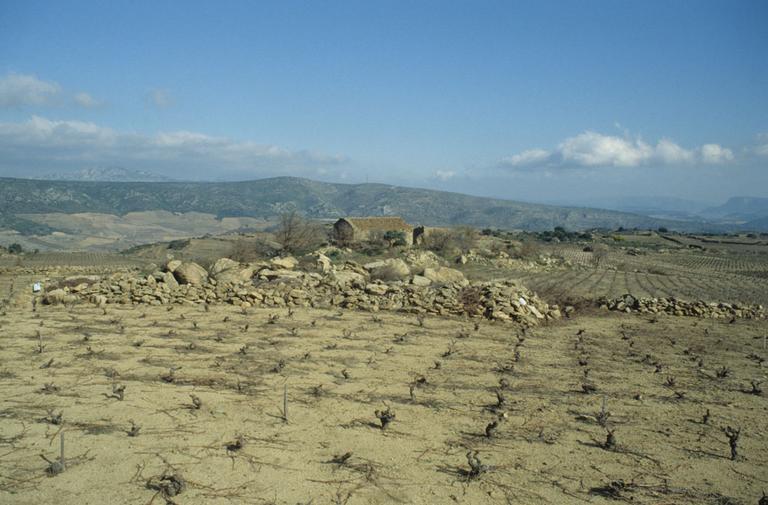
[[1, 1, 767, 204]]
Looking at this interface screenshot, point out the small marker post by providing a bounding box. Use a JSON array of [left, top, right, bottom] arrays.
[[59, 431, 65, 470], [282, 383, 288, 423]]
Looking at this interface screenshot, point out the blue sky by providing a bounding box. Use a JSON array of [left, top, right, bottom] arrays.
[[1, 0, 767, 204]]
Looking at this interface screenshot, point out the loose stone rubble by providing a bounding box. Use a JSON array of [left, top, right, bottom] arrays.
[[35, 252, 764, 323], [40, 253, 560, 326], [598, 293, 765, 319]]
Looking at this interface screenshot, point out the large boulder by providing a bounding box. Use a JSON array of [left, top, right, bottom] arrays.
[[363, 260, 386, 270], [216, 267, 254, 285], [257, 269, 303, 281], [315, 253, 333, 274], [162, 271, 179, 289], [165, 259, 182, 273], [271, 256, 298, 270], [368, 258, 410, 281], [423, 267, 466, 285], [327, 271, 367, 289], [404, 251, 442, 274], [209, 258, 253, 285], [42, 288, 77, 305], [173, 262, 208, 286], [209, 258, 240, 277]]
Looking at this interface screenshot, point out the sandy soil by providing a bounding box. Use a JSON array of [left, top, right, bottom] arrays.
[[0, 300, 766, 504]]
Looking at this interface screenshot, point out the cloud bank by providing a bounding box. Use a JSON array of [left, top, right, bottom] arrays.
[[501, 131, 734, 169], [0, 116, 347, 180]]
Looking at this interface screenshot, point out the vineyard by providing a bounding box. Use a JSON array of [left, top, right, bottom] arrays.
[[0, 252, 149, 270], [510, 244, 768, 306], [0, 303, 765, 504]]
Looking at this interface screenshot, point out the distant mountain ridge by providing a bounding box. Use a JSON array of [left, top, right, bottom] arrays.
[[556, 196, 713, 221], [0, 176, 751, 235], [35, 167, 174, 182], [701, 197, 768, 221]]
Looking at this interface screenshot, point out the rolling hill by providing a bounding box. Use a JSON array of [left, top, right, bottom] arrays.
[[0, 176, 733, 237]]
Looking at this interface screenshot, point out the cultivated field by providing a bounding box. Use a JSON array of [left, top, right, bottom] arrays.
[[0, 301, 766, 504], [508, 240, 768, 307]]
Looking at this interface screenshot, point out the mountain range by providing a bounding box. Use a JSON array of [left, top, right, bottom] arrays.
[[0, 177, 768, 234], [33, 167, 175, 183], [0, 176, 751, 238]]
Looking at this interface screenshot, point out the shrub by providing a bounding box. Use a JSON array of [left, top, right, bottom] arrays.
[[421, 230, 453, 253], [591, 244, 609, 267], [458, 286, 484, 315], [168, 239, 190, 250], [229, 238, 278, 263], [383, 230, 407, 247], [421, 227, 478, 255], [8, 243, 22, 254]]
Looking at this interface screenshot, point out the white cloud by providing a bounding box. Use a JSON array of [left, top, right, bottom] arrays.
[[74, 92, 103, 109], [147, 89, 173, 109], [501, 131, 728, 169], [700, 143, 734, 164], [559, 131, 654, 167], [754, 133, 768, 157], [0, 73, 61, 107], [501, 148, 551, 167], [0, 116, 346, 179], [655, 138, 695, 164], [433, 170, 456, 181]]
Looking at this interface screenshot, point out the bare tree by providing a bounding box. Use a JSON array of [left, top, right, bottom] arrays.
[[274, 211, 325, 254], [591, 243, 609, 268], [517, 239, 540, 260]]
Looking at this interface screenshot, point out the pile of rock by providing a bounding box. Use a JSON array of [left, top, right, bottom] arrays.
[[47, 253, 559, 325], [598, 293, 765, 319]]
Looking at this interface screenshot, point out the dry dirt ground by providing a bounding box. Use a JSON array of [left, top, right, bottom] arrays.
[[1, 299, 766, 504]]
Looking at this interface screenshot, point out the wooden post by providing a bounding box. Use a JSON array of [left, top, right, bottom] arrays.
[[283, 383, 288, 423], [60, 431, 65, 470]]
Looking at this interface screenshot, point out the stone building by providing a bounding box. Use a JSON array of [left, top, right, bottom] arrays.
[[333, 217, 414, 245]]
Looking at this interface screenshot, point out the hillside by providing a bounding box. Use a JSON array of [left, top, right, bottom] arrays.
[[0, 176, 718, 236]]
